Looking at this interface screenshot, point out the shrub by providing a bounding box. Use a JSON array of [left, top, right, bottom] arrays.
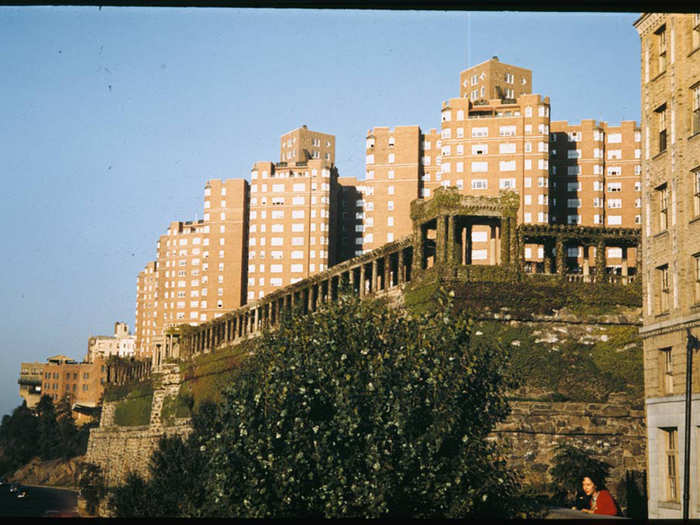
[[199, 291, 530, 518], [79, 462, 107, 515]]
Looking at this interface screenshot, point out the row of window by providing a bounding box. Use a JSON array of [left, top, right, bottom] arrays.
[[248, 262, 328, 276], [249, 223, 328, 234], [251, 182, 330, 193], [655, 253, 700, 314], [250, 209, 329, 220], [251, 168, 332, 180], [653, 168, 700, 233], [653, 86, 700, 155], [249, 237, 329, 247], [442, 105, 548, 122]]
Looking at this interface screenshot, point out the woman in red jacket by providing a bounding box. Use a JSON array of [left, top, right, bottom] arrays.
[[579, 474, 619, 515]]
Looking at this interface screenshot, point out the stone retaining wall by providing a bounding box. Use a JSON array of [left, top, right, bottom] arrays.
[[493, 399, 646, 496], [84, 363, 191, 489]]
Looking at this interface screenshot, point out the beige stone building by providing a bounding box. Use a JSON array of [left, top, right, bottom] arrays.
[[86, 322, 135, 362], [634, 12, 700, 519], [247, 126, 339, 300]]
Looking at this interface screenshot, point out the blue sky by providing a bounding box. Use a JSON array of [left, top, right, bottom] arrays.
[[0, 7, 641, 419]]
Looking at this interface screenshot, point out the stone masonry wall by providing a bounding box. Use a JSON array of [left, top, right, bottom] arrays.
[[84, 363, 191, 489], [493, 397, 646, 495], [84, 313, 646, 514]]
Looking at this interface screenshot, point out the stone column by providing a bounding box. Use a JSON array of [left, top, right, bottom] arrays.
[[491, 224, 498, 266], [466, 223, 473, 265], [371, 260, 378, 293], [555, 235, 566, 275], [349, 268, 356, 295], [447, 214, 456, 265], [500, 217, 510, 265], [595, 239, 606, 281], [359, 264, 366, 298], [384, 255, 391, 289], [412, 225, 423, 274], [583, 245, 590, 281], [517, 231, 525, 272], [635, 244, 642, 276], [436, 215, 446, 264], [621, 246, 629, 278]]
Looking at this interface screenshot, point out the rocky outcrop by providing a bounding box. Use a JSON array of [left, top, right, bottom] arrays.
[[8, 456, 84, 488]]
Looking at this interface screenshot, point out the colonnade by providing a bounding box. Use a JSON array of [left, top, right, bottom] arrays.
[[176, 241, 414, 361]]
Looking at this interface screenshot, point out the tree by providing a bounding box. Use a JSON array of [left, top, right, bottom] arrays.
[[108, 472, 152, 518], [0, 401, 38, 474], [199, 290, 525, 518], [35, 395, 61, 460], [78, 462, 107, 515], [55, 397, 81, 458]]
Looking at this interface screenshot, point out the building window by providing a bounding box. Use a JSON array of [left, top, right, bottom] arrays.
[[695, 253, 700, 303], [658, 264, 670, 313], [692, 84, 700, 136], [660, 347, 673, 394], [656, 104, 667, 153], [693, 13, 700, 50], [657, 183, 669, 231], [693, 168, 700, 217], [656, 24, 666, 74], [661, 427, 679, 502]]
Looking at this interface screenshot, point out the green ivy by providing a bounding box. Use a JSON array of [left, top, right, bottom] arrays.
[[112, 382, 155, 427], [161, 391, 194, 426]]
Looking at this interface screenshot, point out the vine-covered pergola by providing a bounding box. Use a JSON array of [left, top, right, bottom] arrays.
[[410, 188, 520, 271], [518, 224, 641, 281], [149, 186, 641, 370]]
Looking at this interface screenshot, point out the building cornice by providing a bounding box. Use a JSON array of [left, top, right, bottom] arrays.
[[639, 312, 700, 338], [633, 12, 666, 38]]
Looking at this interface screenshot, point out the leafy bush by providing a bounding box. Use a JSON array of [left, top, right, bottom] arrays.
[[197, 291, 531, 518], [79, 462, 107, 515]]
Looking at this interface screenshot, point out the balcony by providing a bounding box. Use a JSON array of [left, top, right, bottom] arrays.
[[17, 376, 42, 386]]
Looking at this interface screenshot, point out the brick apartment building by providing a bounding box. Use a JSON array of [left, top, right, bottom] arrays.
[[247, 126, 339, 301], [134, 58, 643, 358], [635, 12, 700, 519], [134, 178, 249, 355], [353, 57, 641, 272], [18, 355, 107, 424]]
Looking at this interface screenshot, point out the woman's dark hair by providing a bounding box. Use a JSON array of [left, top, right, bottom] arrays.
[[582, 473, 606, 491]]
